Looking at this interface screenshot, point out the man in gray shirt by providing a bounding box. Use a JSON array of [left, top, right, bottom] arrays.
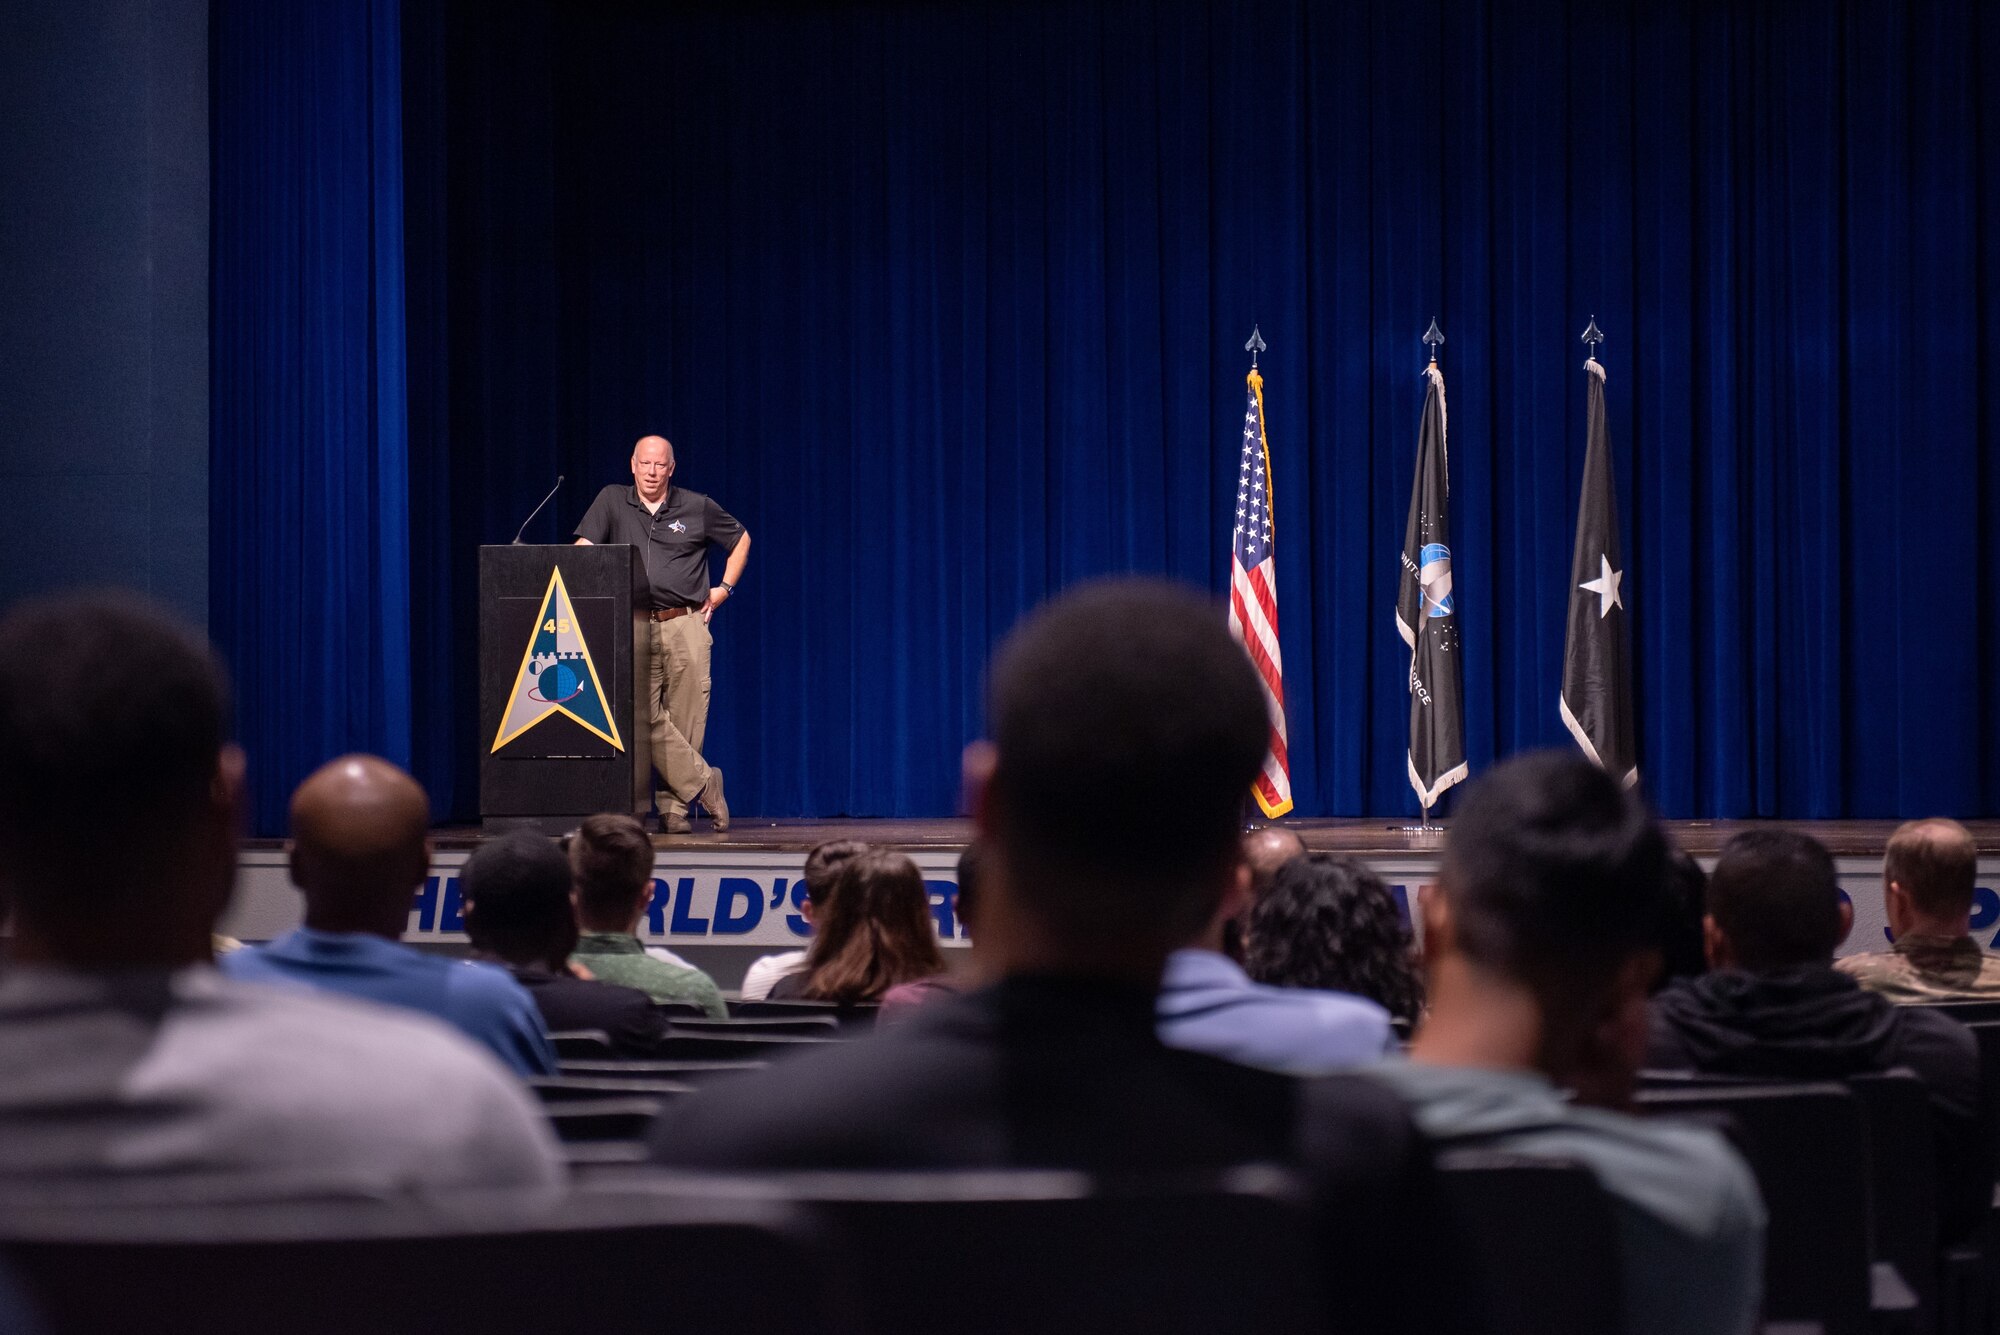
[[1366, 752, 1765, 1335], [0, 595, 564, 1205]]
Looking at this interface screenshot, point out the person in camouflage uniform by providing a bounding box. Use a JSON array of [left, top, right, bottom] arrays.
[[1838, 818, 2000, 1002]]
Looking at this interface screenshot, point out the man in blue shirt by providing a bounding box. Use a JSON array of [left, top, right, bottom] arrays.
[[221, 755, 556, 1078], [1156, 833, 1393, 1075]]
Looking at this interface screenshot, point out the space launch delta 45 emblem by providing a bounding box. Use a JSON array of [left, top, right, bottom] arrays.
[[490, 568, 624, 753]]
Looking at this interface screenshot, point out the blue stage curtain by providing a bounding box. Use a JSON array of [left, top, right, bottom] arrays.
[[215, 0, 2000, 826], [211, 0, 414, 833]]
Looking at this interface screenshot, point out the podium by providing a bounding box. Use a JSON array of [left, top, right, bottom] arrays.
[[479, 544, 651, 832]]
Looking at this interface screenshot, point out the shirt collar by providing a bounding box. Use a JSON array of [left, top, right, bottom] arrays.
[[1161, 948, 1253, 991], [576, 932, 646, 956]]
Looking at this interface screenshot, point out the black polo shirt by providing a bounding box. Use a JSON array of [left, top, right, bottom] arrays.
[[574, 484, 745, 609]]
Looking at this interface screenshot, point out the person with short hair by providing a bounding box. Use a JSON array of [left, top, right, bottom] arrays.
[[651, 579, 1453, 1334], [1365, 750, 1765, 1335], [461, 832, 668, 1057], [1243, 853, 1425, 1030], [0, 596, 561, 1202], [574, 434, 749, 834], [1651, 828, 1986, 1240], [1224, 825, 1305, 961], [222, 756, 556, 1077], [1156, 846, 1392, 1074], [1839, 818, 2000, 1001], [567, 814, 725, 1016], [769, 848, 944, 1004], [739, 839, 867, 1001]]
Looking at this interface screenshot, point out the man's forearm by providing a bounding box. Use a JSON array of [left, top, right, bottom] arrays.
[[721, 532, 751, 586]]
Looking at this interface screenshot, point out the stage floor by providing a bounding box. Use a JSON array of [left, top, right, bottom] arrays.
[[248, 816, 2000, 858]]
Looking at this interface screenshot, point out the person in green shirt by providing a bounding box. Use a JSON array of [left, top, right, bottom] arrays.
[[567, 813, 726, 1017]]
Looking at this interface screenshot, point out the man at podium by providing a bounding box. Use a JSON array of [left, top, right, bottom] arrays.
[[575, 434, 750, 833]]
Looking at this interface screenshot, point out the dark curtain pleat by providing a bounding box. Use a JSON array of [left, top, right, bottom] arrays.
[[214, 0, 2000, 826], [211, 0, 412, 834]]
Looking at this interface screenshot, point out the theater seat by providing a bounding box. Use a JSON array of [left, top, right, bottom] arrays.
[[588, 1165, 1323, 1335], [527, 1075, 696, 1101], [546, 1029, 616, 1059], [651, 1033, 841, 1061], [1638, 1082, 1916, 1335], [730, 998, 879, 1031], [666, 1016, 841, 1038], [557, 1058, 767, 1083], [540, 1097, 667, 1143], [1, 1193, 833, 1335], [1434, 1150, 1620, 1335]]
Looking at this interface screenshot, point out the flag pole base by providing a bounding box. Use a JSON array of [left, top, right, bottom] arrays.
[[1388, 799, 1443, 835]]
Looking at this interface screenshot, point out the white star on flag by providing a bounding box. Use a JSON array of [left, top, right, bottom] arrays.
[[1578, 554, 1624, 618]]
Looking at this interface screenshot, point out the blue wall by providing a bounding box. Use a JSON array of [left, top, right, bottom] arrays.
[[0, 0, 208, 628]]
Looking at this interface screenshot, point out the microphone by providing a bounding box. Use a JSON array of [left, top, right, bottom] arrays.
[[510, 475, 564, 545]]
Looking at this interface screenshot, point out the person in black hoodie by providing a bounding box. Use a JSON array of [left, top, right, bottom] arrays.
[[1648, 828, 1987, 1239], [461, 832, 669, 1057]]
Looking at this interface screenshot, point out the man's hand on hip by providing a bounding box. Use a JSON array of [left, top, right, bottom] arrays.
[[703, 586, 730, 624]]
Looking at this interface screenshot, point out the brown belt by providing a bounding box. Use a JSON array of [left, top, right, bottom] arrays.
[[648, 606, 697, 622]]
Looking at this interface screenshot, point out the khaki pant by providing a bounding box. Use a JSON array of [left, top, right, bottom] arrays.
[[647, 614, 713, 816]]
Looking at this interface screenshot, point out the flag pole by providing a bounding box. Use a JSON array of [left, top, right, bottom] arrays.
[[1420, 318, 1443, 832], [1402, 318, 1449, 836]]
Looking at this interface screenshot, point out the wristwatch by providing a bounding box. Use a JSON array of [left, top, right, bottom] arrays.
[[717, 581, 735, 595]]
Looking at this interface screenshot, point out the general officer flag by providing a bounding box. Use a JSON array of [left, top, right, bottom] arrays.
[[1560, 354, 1638, 786], [1396, 360, 1467, 808]]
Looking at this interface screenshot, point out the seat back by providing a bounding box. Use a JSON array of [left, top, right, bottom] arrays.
[[1912, 1000, 2000, 1026], [546, 1029, 615, 1059], [1, 1194, 833, 1335], [540, 1096, 667, 1143], [528, 1075, 696, 1101], [730, 998, 880, 1031], [1844, 1071, 1938, 1323], [557, 1058, 768, 1083], [651, 1032, 840, 1061], [1434, 1151, 1620, 1335], [593, 1166, 1321, 1335], [667, 1016, 841, 1039], [1638, 1082, 1872, 1335]]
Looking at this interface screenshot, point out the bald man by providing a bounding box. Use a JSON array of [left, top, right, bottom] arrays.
[[221, 756, 556, 1076], [575, 434, 750, 834], [1224, 826, 1307, 961]]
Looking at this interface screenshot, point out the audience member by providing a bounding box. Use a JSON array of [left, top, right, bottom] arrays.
[[1226, 825, 1307, 961], [768, 848, 945, 1003], [221, 757, 556, 1077], [878, 843, 983, 1023], [1243, 853, 1424, 1030], [1650, 828, 1986, 1238], [739, 839, 866, 1001], [461, 832, 668, 1057], [1158, 847, 1392, 1074], [1365, 750, 1764, 1335], [1652, 846, 1709, 992], [567, 814, 726, 1016], [650, 579, 1454, 1334], [0, 596, 561, 1201], [1840, 817, 2000, 1000]]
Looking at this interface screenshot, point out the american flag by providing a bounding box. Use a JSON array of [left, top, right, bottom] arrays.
[[1227, 368, 1293, 818]]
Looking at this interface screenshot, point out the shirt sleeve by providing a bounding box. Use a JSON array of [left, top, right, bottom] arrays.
[[574, 487, 616, 543], [704, 496, 745, 551]]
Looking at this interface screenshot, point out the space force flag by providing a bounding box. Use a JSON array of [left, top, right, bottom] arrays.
[[1396, 356, 1467, 809], [1560, 352, 1638, 786], [1227, 339, 1293, 818]]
